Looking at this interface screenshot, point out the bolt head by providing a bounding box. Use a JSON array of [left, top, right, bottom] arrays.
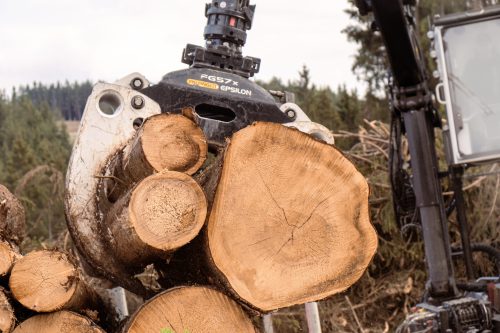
[[132, 96, 145, 109], [131, 78, 144, 90], [286, 109, 296, 119]]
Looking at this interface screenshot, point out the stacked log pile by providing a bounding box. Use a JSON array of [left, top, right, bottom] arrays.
[[2, 114, 378, 332], [86, 114, 377, 331], [0, 186, 105, 333]]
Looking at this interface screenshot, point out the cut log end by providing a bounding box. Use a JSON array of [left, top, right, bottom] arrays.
[[123, 286, 256, 333], [126, 114, 207, 177], [9, 251, 90, 312], [141, 114, 207, 175], [13, 311, 105, 333], [0, 241, 19, 277], [0, 289, 15, 333], [207, 122, 378, 311], [108, 172, 207, 264], [131, 172, 207, 251], [106, 114, 208, 203]]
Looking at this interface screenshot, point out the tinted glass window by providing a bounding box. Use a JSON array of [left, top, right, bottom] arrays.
[[443, 18, 500, 158]]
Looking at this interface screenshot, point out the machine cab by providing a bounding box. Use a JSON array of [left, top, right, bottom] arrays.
[[433, 5, 500, 165]]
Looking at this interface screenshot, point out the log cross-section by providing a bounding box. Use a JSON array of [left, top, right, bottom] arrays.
[[207, 122, 378, 312], [0, 288, 15, 333], [123, 286, 257, 333], [9, 251, 98, 313], [106, 114, 208, 202], [107, 171, 207, 265], [0, 241, 20, 278], [13, 311, 105, 333]]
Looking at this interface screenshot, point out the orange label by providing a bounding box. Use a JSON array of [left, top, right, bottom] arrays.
[[187, 79, 219, 90]]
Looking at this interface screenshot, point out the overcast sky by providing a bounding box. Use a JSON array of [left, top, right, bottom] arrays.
[[0, 0, 362, 93]]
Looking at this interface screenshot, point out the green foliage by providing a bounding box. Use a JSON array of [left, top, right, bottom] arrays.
[[343, 1, 387, 93], [344, 0, 499, 91], [258, 66, 365, 135], [17, 80, 93, 120], [0, 95, 71, 249]]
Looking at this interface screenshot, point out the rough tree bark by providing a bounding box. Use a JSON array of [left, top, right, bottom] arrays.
[[106, 171, 207, 265], [123, 286, 257, 333], [0, 185, 25, 246], [12, 311, 105, 333], [206, 122, 378, 312], [9, 251, 100, 313], [106, 114, 208, 202]]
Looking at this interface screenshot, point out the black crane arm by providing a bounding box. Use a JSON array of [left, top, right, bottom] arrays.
[[355, 0, 458, 299]]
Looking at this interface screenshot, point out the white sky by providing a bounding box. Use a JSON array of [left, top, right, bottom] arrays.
[[0, 0, 362, 92]]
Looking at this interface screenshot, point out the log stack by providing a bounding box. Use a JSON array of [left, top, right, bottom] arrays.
[[2, 113, 378, 332], [0, 186, 105, 333], [88, 114, 376, 330]]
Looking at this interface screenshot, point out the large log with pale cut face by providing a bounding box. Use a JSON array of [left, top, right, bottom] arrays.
[[207, 122, 378, 312]]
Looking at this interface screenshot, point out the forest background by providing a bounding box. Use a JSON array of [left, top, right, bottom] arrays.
[[0, 0, 499, 331]]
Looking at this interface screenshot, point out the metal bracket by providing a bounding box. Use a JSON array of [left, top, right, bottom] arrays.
[[280, 103, 335, 145], [393, 82, 433, 111], [65, 73, 161, 294]]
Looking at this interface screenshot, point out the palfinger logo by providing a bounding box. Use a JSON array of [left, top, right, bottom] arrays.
[[187, 79, 219, 90]]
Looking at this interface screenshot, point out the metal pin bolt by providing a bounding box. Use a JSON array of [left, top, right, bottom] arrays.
[[133, 118, 144, 129], [131, 78, 144, 90], [132, 96, 145, 109], [286, 109, 296, 119]]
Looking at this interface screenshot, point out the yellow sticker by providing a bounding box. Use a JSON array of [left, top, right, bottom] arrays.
[[187, 79, 219, 90]]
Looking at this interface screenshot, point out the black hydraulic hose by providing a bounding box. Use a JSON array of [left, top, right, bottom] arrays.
[[452, 243, 500, 274]]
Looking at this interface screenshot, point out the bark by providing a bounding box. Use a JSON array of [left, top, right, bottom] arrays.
[[0, 185, 25, 246], [122, 286, 257, 333], [206, 122, 378, 312]]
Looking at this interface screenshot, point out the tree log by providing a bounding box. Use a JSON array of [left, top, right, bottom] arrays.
[[12, 311, 105, 333], [123, 286, 256, 333], [9, 251, 99, 313], [106, 114, 208, 202], [106, 171, 207, 266], [0, 241, 20, 278], [0, 288, 15, 333], [0, 185, 25, 246], [207, 122, 378, 312]]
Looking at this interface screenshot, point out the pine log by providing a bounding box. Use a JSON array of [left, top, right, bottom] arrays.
[[106, 114, 208, 202], [12, 311, 105, 333], [207, 122, 378, 312], [0, 288, 15, 333], [9, 251, 99, 313], [0, 241, 20, 278], [123, 286, 256, 333], [107, 171, 207, 265], [0, 185, 25, 246]]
